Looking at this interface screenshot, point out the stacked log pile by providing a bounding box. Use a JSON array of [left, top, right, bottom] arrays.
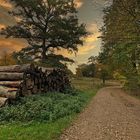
[[46, 69, 71, 92], [0, 64, 71, 107]]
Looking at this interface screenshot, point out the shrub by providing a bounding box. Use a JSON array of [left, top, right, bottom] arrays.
[[0, 90, 87, 123]]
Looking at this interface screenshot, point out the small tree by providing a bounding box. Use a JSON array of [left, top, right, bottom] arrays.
[[1, 0, 87, 64], [100, 68, 108, 84], [76, 66, 83, 78]]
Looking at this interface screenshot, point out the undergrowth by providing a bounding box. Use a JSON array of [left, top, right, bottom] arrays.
[[0, 78, 100, 140], [0, 89, 88, 123]]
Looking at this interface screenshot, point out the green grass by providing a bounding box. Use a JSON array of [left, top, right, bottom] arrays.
[[0, 78, 101, 140], [0, 116, 74, 140]]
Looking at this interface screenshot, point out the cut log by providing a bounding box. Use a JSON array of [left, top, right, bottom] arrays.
[[0, 64, 31, 73], [0, 86, 18, 99], [42, 67, 54, 74], [0, 97, 8, 107], [0, 81, 21, 88], [0, 92, 17, 99], [25, 78, 34, 89], [0, 73, 23, 81], [0, 64, 71, 101]]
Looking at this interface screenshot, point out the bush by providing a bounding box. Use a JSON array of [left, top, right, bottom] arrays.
[[113, 72, 127, 86], [0, 90, 88, 123]]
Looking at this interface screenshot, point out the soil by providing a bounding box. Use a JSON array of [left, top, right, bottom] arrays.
[[60, 86, 140, 140]]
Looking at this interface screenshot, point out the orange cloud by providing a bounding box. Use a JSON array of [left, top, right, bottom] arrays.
[[74, 0, 83, 8], [14, 17, 22, 22], [78, 45, 96, 55], [84, 32, 100, 43], [0, 38, 27, 54], [84, 23, 101, 43], [55, 44, 96, 57], [0, 0, 12, 9], [0, 24, 6, 30], [0, 0, 83, 9]]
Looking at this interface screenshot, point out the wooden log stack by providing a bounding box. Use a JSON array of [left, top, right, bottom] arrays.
[[45, 69, 71, 92], [0, 64, 71, 107]]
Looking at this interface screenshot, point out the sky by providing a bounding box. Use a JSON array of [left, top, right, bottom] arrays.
[[0, 0, 108, 73]]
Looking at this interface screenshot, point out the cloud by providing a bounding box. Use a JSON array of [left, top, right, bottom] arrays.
[[0, 22, 101, 59], [74, 0, 83, 9], [84, 23, 101, 42], [0, 38, 27, 55], [92, 0, 112, 8], [84, 32, 100, 43], [78, 45, 96, 55], [14, 17, 22, 22], [56, 23, 101, 57], [55, 44, 96, 57], [0, 0, 83, 9], [0, 23, 6, 30], [87, 23, 99, 33], [0, 0, 12, 9], [77, 23, 101, 55]]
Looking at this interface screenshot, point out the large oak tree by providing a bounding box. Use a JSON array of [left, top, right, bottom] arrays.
[[1, 0, 87, 66]]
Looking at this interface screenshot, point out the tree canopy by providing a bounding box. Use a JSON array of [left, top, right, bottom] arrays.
[[99, 0, 140, 89], [1, 0, 87, 67]]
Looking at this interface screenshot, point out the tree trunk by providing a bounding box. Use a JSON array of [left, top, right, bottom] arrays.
[[131, 49, 138, 74], [103, 77, 106, 85], [42, 39, 47, 61]]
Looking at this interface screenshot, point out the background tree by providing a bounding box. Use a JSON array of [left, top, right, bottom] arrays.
[[76, 63, 96, 78], [99, 0, 140, 90], [1, 0, 87, 67], [88, 56, 98, 64], [76, 66, 83, 77]]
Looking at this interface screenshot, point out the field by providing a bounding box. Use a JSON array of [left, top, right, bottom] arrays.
[[0, 78, 101, 140]]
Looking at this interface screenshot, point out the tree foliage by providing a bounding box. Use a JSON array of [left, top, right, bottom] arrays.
[[76, 63, 96, 78], [99, 0, 140, 89], [1, 0, 87, 67]]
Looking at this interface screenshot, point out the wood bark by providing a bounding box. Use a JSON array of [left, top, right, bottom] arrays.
[[0, 86, 18, 99], [0, 92, 18, 99], [0, 81, 21, 88], [0, 64, 71, 107], [0, 73, 23, 81], [42, 67, 54, 73], [0, 64, 30, 72], [0, 97, 8, 107]]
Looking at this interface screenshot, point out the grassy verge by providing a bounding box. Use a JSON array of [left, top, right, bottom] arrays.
[[0, 116, 74, 140], [0, 78, 101, 140]]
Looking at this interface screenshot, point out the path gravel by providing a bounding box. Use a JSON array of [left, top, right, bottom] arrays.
[[60, 86, 140, 140]]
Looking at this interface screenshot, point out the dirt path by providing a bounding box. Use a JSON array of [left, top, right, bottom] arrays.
[[60, 86, 140, 140]]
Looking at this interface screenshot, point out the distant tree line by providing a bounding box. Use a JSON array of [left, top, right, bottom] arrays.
[[76, 56, 110, 84]]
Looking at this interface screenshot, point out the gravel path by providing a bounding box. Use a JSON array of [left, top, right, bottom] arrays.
[[60, 86, 140, 140]]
